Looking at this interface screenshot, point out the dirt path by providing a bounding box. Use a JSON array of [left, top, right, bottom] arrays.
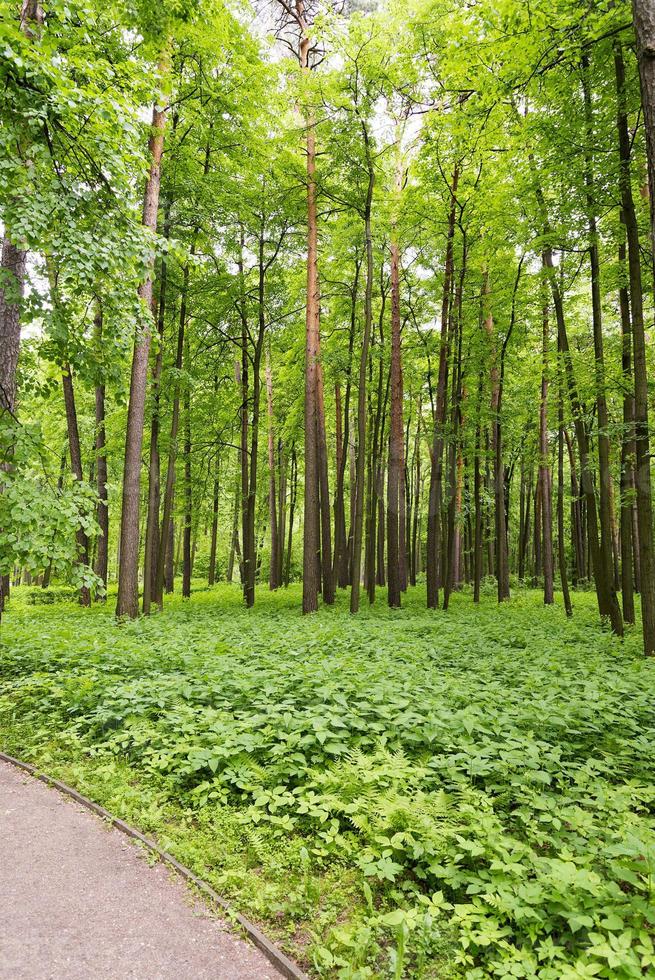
[[0, 761, 281, 979]]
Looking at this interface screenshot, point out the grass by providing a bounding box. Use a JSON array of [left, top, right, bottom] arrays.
[[1, 582, 654, 978]]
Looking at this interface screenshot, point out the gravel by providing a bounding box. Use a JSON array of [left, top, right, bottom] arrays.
[[0, 761, 281, 979]]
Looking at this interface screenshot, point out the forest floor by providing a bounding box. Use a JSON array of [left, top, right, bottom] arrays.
[[1, 583, 654, 979]]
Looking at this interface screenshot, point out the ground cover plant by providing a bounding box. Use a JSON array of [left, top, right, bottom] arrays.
[[1, 584, 654, 978]]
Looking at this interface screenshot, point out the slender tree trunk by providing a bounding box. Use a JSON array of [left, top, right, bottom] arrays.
[[483, 271, 509, 601], [376, 461, 385, 587], [42, 445, 67, 589], [565, 429, 584, 584], [278, 441, 287, 585], [241, 237, 268, 607], [182, 338, 192, 599], [540, 300, 554, 604], [164, 519, 174, 592], [227, 474, 239, 584], [387, 234, 404, 608], [444, 258, 466, 611], [535, 170, 622, 634], [582, 58, 623, 632], [0, 240, 26, 427], [142, 297, 163, 609], [557, 349, 573, 617], [350, 126, 375, 613], [334, 260, 359, 588], [402, 413, 411, 591], [454, 446, 464, 589], [316, 360, 334, 603], [0, 0, 41, 425], [285, 445, 297, 586], [473, 423, 483, 604], [518, 453, 526, 581], [615, 40, 655, 651], [619, 241, 636, 624], [365, 332, 387, 605], [631, 0, 655, 273], [333, 382, 347, 586], [533, 480, 542, 586], [0, 0, 42, 620], [266, 349, 280, 589], [142, 202, 172, 614], [61, 362, 91, 605], [209, 455, 219, 586], [93, 308, 109, 595], [116, 47, 170, 618], [298, 11, 321, 613], [154, 261, 187, 609], [0, 241, 26, 611], [427, 167, 458, 608], [410, 403, 421, 587]]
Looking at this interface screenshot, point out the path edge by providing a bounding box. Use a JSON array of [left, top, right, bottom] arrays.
[[0, 750, 310, 980]]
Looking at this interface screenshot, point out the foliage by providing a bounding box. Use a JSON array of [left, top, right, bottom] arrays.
[[0, 419, 99, 589], [1, 585, 654, 977]]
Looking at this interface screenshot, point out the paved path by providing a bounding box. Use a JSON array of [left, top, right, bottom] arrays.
[[0, 761, 280, 979]]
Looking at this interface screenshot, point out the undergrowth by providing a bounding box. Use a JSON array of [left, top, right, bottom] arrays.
[[1, 584, 654, 978]]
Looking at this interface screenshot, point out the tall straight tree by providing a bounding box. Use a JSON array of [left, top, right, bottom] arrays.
[[615, 40, 655, 653], [581, 57, 622, 634], [427, 167, 458, 609], [631, 0, 655, 274], [539, 300, 553, 605], [350, 120, 375, 614], [266, 348, 280, 589], [93, 307, 109, 594], [271, 0, 327, 613], [116, 46, 171, 618], [387, 164, 405, 609]]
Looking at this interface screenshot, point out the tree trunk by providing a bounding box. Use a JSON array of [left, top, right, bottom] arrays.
[[632, 0, 655, 272], [182, 337, 192, 599], [582, 58, 622, 632], [227, 473, 240, 584], [285, 445, 298, 586], [277, 441, 287, 585], [535, 170, 622, 634], [61, 362, 91, 605], [0, 0, 41, 425], [154, 260, 188, 609], [0, 240, 26, 424], [427, 167, 458, 609], [334, 260, 359, 588], [615, 39, 655, 652], [116, 47, 170, 618], [266, 350, 280, 589], [209, 456, 219, 586], [298, 15, 322, 613], [533, 480, 542, 586], [483, 270, 509, 601], [93, 308, 109, 595], [142, 202, 171, 614], [316, 360, 334, 603], [444, 264, 464, 611], [539, 300, 554, 604], [619, 241, 636, 624], [350, 125, 375, 614], [387, 235, 404, 608], [410, 402, 421, 586], [376, 460, 385, 587], [333, 382, 347, 586], [557, 349, 573, 617]]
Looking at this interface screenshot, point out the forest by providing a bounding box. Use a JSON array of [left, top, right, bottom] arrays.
[[1, 0, 655, 975]]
